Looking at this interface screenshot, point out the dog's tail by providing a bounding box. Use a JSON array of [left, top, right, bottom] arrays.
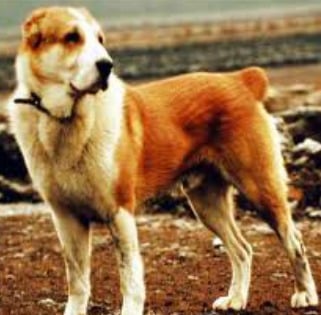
[[239, 67, 269, 101]]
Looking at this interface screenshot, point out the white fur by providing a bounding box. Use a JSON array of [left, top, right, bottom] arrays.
[[13, 8, 113, 120], [8, 11, 128, 310], [110, 208, 145, 315], [9, 32, 126, 315], [9, 73, 124, 203], [51, 209, 92, 315], [69, 8, 113, 91]]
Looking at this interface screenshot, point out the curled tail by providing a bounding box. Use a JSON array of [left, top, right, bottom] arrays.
[[239, 67, 269, 101]]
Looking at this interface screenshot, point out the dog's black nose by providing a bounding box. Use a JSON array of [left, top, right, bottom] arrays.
[[96, 59, 113, 79]]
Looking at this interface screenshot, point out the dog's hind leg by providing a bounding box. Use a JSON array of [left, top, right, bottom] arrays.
[[109, 208, 145, 315], [51, 208, 92, 315], [182, 176, 252, 311], [238, 175, 318, 308], [219, 107, 318, 308]]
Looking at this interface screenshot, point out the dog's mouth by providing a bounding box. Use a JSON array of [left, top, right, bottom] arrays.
[[70, 79, 108, 99]]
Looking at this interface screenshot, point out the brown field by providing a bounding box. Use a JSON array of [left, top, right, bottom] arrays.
[[0, 206, 320, 315]]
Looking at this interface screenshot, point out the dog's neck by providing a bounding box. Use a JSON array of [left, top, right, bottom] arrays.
[[14, 54, 76, 122], [14, 91, 74, 123], [12, 74, 126, 168], [17, 84, 78, 122]]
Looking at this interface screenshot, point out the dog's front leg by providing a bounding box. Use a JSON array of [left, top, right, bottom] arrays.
[[51, 208, 92, 315], [109, 208, 145, 315]]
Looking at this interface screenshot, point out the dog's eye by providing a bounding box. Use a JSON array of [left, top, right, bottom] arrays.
[[64, 31, 81, 44], [98, 34, 104, 44]]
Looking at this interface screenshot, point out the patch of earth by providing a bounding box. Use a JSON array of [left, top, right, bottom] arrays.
[[0, 204, 320, 315]]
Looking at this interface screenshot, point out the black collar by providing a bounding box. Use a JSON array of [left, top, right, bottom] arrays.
[[14, 92, 73, 123]]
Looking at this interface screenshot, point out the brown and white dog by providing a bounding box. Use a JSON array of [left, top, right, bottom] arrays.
[[8, 6, 318, 315]]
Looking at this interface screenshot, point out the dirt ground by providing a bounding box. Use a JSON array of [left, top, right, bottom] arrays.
[[0, 204, 320, 315]]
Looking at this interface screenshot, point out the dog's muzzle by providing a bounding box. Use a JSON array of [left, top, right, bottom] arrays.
[[96, 59, 113, 91], [70, 59, 113, 98]]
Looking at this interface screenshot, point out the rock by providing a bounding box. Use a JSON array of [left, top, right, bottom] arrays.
[[212, 236, 225, 253], [248, 223, 274, 236], [306, 207, 321, 219], [38, 298, 59, 308], [0, 116, 40, 202], [212, 236, 223, 248], [0, 122, 28, 180], [0, 175, 39, 203], [277, 106, 321, 143], [187, 275, 199, 281], [0, 121, 40, 203], [271, 272, 288, 279], [293, 138, 321, 155]]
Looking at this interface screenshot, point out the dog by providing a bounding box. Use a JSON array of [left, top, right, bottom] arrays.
[[8, 6, 318, 315]]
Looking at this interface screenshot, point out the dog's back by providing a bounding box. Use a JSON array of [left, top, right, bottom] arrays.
[[118, 68, 269, 201]]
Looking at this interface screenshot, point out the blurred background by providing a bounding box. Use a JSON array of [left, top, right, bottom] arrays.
[[1, 1, 321, 315], [1, 0, 321, 86], [1, 0, 321, 31]]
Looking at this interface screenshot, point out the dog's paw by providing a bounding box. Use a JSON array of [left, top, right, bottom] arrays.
[[291, 291, 319, 308], [212, 295, 247, 311], [64, 300, 87, 315], [64, 308, 86, 315]]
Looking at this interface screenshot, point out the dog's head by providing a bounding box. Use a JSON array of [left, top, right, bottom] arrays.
[[17, 7, 113, 116]]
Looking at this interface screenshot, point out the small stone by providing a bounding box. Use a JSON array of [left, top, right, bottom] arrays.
[[38, 298, 58, 308], [294, 138, 321, 155], [271, 272, 288, 279], [5, 274, 15, 281], [187, 275, 199, 280], [306, 207, 321, 219], [292, 156, 308, 166], [212, 236, 223, 248]]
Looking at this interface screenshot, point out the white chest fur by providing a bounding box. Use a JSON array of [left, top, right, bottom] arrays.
[[9, 74, 125, 220]]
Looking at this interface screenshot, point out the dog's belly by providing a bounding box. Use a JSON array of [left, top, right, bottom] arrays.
[[142, 162, 225, 211]]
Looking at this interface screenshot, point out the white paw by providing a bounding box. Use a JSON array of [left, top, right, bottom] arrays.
[[291, 291, 319, 308], [121, 296, 144, 315], [64, 299, 87, 315], [212, 295, 247, 311], [64, 307, 86, 315]]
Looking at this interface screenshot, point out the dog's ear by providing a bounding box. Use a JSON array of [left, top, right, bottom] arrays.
[[22, 9, 46, 49], [77, 7, 93, 20]]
